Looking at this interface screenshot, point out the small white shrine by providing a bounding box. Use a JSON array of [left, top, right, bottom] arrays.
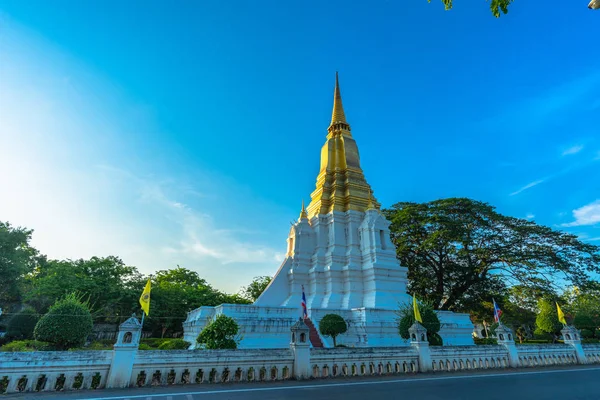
[[183, 74, 474, 348]]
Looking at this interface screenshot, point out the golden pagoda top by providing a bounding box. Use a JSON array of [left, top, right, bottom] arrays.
[[306, 73, 380, 219]]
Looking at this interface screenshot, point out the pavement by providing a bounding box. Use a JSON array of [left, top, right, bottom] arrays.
[[6, 365, 600, 400]]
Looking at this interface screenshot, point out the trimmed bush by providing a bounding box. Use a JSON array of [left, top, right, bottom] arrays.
[[6, 308, 39, 340], [474, 338, 498, 345], [158, 339, 191, 350], [197, 315, 239, 349], [0, 340, 50, 352], [34, 294, 93, 350], [318, 314, 348, 347], [138, 343, 153, 350]]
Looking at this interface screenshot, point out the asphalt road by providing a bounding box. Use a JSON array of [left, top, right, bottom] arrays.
[[7, 365, 600, 400]]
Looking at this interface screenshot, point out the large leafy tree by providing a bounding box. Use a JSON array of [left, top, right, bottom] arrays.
[[147, 266, 242, 337], [26, 256, 142, 320], [241, 276, 272, 302], [383, 198, 600, 312], [0, 222, 42, 310], [429, 0, 514, 17]]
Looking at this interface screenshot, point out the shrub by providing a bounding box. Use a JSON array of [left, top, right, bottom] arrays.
[[86, 341, 114, 350], [580, 329, 594, 339], [535, 299, 563, 335], [6, 308, 39, 340], [573, 314, 597, 333], [318, 314, 348, 347], [158, 339, 191, 350], [197, 315, 239, 349], [0, 340, 50, 352], [138, 343, 153, 350], [397, 301, 441, 345], [34, 294, 93, 350], [474, 338, 498, 345]]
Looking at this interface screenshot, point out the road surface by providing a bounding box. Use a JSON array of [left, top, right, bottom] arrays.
[[7, 365, 600, 400]]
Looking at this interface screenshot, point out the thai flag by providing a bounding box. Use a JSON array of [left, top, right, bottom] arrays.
[[493, 299, 503, 323], [301, 285, 308, 319]]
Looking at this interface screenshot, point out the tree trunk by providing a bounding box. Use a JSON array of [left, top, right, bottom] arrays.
[[332, 336, 337, 347]]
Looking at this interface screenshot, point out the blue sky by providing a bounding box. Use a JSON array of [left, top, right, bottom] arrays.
[[1, 1, 599, 293]]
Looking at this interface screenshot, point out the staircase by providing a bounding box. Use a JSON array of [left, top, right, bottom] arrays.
[[303, 318, 324, 348]]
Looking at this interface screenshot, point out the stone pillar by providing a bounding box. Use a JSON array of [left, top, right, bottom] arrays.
[[290, 318, 311, 379], [106, 315, 142, 388], [495, 323, 519, 368], [408, 322, 431, 373], [561, 325, 587, 364]]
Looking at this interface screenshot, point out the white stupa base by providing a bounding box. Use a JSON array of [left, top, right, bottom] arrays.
[[183, 304, 474, 349]]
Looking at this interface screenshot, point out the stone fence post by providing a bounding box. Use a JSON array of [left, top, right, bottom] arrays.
[[561, 325, 587, 364], [408, 322, 431, 372], [290, 318, 311, 379], [106, 315, 142, 388], [495, 324, 519, 368]]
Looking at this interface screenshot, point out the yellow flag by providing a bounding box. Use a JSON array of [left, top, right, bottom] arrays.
[[556, 302, 567, 325], [413, 295, 423, 323], [139, 279, 151, 316]]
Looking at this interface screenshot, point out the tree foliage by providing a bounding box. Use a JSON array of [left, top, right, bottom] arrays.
[[318, 314, 348, 347], [428, 0, 514, 17], [397, 301, 442, 345], [241, 276, 272, 302], [384, 198, 600, 312], [34, 294, 93, 350], [197, 314, 240, 349], [0, 222, 41, 310], [6, 308, 39, 340], [26, 256, 142, 319], [535, 299, 563, 336]]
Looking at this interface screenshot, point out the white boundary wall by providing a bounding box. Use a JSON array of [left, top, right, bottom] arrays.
[[0, 342, 598, 394]]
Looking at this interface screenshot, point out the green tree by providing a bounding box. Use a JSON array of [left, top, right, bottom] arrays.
[[397, 301, 442, 345], [34, 294, 93, 350], [383, 198, 600, 312], [318, 314, 348, 347], [0, 222, 42, 311], [147, 267, 234, 338], [26, 256, 142, 320], [196, 314, 239, 349], [535, 299, 564, 338], [428, 0, 514, 17], [6, 308, 39, 340], [241, 276, 272, 302]]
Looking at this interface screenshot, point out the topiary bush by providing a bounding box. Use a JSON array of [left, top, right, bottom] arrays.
[[34, 294, 93, 350], [397, 301, 442, 345], [318, 314, 348, 347], [6, 308, 39, 340], [197, 315, 239, 349], [158, 339, 191, 350]]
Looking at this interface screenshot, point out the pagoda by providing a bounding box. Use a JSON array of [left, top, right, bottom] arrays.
[[183, 74, 474, 348]]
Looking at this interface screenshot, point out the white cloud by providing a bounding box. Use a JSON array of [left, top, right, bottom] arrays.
[[510, 179, 545, 196], [525, 214, 535, 220], [562, 145, 584, 156], [563, 200, 600, 227]]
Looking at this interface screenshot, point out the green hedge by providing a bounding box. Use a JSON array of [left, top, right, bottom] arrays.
[[0, 340, 51, 352]]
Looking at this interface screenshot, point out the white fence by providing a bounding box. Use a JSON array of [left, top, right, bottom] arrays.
[[1, 319, 599, 395], [1, 344, 598, 394]]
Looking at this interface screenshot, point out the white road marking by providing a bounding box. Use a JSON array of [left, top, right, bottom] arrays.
[[83, 367, 600, 400]]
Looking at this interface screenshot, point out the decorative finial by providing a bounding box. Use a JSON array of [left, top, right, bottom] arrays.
[[330, 72, 348, 126], [299, 199, 308, 220], [366, 190, 375, 211]]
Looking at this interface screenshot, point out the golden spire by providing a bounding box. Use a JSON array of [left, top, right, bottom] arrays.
[[306, 73, 379, 219], [299, 199, 308, 220], [330, 71, 347, 126], [366, 190, 376, 211]]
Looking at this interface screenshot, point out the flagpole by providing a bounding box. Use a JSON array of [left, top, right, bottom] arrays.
[[141, 311, 145, 326]]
